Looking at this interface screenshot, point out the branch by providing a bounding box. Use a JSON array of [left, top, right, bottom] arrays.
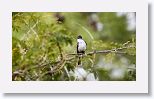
[[12, 46, 135, 81], [12, 56, 75, 81], [37, 59, 66, 80], [68, 46, 135, 56], [56, 41, 63, 60]]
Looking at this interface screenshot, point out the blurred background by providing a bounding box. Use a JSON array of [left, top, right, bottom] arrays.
[[12, 12, 136, 81]]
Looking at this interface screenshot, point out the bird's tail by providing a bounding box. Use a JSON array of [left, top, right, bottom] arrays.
[[78, 56, 82, 66]]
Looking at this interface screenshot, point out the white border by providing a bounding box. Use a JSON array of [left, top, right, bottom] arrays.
[[0, 0, 148, 93]]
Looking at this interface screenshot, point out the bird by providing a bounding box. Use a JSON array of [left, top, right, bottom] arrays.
[[77, 35, 87, 65], [77, 35, 87, 54]]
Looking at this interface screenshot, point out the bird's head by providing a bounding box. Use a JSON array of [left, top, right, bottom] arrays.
[[77, 35, 82, 39]]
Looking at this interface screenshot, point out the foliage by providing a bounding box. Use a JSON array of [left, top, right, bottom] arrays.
[[12, 12, 136, 81]]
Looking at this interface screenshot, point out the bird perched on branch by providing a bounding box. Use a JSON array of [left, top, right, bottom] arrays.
[[77, 35, 87, 65], [77, 35, 87, 54]]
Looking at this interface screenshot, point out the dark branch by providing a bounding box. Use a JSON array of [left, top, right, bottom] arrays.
[[68, 46, 135, 56]]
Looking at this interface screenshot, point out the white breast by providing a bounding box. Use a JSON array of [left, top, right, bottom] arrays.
[[77, 39, 86, 52]]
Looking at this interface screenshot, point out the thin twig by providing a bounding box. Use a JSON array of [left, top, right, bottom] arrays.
[[22, 20, 39, 40], [56, 41, 63, 60], [64, 66, 71, 80], [37, 60, 66, 80]]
